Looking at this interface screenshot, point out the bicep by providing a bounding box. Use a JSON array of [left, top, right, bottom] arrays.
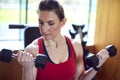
[[74, 54, 85, 80], [73, 42, 85, 80]]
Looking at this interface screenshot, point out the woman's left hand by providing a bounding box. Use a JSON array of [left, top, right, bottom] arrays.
[[96, 49, 110, 68]]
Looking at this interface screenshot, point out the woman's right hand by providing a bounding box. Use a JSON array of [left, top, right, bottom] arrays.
[[17, 50, 35, 69]]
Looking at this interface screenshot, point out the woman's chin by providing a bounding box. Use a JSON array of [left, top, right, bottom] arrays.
[[43, 36, 52, 40]]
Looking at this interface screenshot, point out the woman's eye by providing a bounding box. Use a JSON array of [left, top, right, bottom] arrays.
[[48, 21, 54, 25], [38, 19, 43, 26], [39, 22, 43, 26]]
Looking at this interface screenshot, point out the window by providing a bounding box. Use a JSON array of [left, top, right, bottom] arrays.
[[0, 0, 97, 50], [0, 0, 25, 49]]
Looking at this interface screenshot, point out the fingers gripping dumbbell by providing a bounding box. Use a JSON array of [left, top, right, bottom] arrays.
[[0, 49, 47, 69], [85, 45, 117, 68]]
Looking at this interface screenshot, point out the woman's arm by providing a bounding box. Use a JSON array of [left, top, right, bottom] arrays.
[[22, 66, 37, 80], [73, 41, 109, 80], [79, 49, 109, 80], [17, 39, 38, 80]]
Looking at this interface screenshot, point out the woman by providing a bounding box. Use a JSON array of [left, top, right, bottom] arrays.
[[17, 0, 109, 80]]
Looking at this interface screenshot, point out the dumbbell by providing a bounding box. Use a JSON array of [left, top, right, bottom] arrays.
[[85, 45, 117, 68], [0, 49, 47, 69]]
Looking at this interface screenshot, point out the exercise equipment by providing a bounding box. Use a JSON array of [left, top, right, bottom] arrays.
[[0, 49, 47, 69], [69, 24, 90, 70], [9, 24, 41, 47], [85, 45, 117, 68], [9, 24, 26, 29]]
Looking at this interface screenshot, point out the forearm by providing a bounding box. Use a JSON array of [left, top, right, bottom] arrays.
[[79, 67, 97, 80], [22, 67, 36, 80]]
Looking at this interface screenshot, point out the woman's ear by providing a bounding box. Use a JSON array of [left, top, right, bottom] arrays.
[[60, 18, 67, 27]]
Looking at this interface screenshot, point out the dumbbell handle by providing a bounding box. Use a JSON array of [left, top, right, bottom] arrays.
[[11, 52, 45, 59], [85, 45, 117, 67]]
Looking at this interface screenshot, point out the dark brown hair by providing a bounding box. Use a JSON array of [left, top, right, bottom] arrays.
[[38, 0, 65, 21]]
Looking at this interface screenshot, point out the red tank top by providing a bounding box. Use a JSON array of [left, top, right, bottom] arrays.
[[36, 36, 76, 80]]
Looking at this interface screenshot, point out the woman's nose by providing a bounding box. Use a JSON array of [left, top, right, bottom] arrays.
[[41, 24, 49, 33]]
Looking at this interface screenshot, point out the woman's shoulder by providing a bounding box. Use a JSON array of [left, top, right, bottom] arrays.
[[71, 39, 83, 59], [25, 38, 39, 57], [65, 37, 82, 50]]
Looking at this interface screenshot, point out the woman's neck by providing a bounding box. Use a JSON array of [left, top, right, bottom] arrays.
[[44, 35, 65, 48]]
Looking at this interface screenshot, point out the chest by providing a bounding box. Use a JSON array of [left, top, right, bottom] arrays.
[[46, 45, 69, 64]]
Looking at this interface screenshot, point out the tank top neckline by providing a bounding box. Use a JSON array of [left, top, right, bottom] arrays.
[[41, 37, 71, 64]]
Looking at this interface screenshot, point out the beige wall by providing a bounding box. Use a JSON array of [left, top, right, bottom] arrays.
[[94, 0, 120, 80]]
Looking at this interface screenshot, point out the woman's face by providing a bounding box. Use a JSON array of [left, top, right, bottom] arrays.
[[38, 11, 66, 40]]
